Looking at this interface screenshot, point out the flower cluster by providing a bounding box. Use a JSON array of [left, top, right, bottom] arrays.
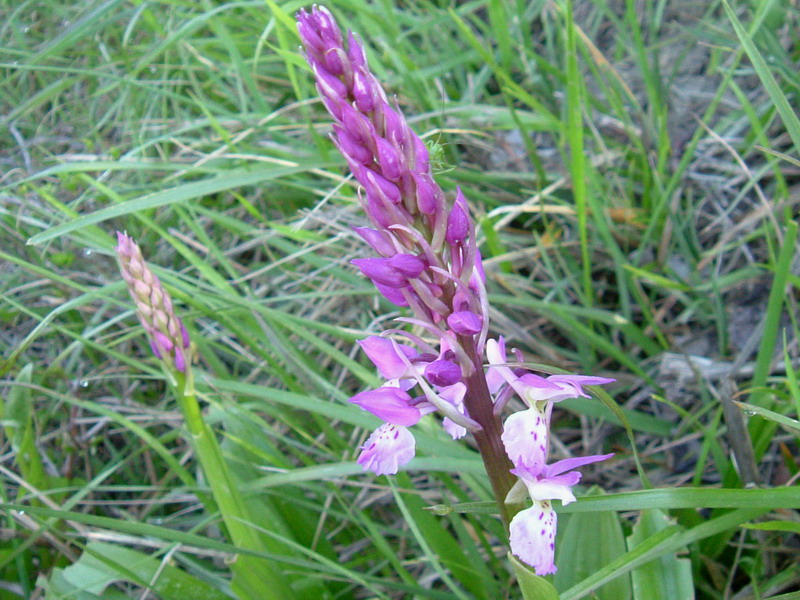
[[486, 337, 614, 574], [115, 232, 190, 372], [352, 335, 478, 475], [296, 5, 613, 576], [297, 4, 489, 463]]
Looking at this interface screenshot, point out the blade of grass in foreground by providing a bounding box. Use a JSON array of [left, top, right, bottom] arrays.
[[748, 220, 798, 458], [173, 370, 300, 600], [427, 485, 800, 515], [722, 0, 800, 154], [560, 508, 767, 600], [26, 165, 314, 246]]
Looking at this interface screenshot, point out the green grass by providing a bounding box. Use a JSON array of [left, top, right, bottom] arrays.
[[1, 0, 799, 598]]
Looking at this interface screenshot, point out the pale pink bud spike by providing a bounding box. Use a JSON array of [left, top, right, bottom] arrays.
[[115, 231, 191, 372]]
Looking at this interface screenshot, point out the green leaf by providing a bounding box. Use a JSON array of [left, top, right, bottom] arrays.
[[735, 401, 800, 434], [429, 485, 800, 516], [554, 488, 631, 600], [61, 542, 229, 599], [43, 567, 126, 600], [1, 363, 34, 451], [26, 165, 314, 245], [742, 520, 800, 534], [509, 553, 560, 600], [627, 510, 693, 600], [721, 0, 800, 153]]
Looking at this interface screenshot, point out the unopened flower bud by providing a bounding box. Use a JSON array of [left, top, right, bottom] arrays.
[[446, 187, 469, 244], [353, 227, 396, 256], [115, 232, 191, 372], [424, 359, 462, 386], [447, 311, 483, 335], [352, 68, 375, 112], [387, 253, 425, 278], [375, 136, 403, 181]]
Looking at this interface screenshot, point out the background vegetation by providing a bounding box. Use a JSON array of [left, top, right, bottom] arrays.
[[1, 0, 799, 598]]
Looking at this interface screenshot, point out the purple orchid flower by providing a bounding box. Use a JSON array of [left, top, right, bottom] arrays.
[[509, 453, 614, 575], [487, 337, 615, 407], [351, 335, 477, 473]]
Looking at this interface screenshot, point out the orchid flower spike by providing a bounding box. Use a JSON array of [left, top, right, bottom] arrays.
[[115, 232, 191, 372]]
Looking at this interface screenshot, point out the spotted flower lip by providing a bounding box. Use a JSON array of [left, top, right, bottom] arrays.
[[501, 407, 550, 474], [357, 423, 416, 475], [509, 452, 614, 575]]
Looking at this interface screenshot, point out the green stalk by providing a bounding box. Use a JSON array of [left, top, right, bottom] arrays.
[[173, 367, 295, 600], [564, 0, 591, 304]]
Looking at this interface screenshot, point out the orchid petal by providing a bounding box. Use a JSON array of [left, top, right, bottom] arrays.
[[349, 386, 421, 426], [358, 336, 418, 379], [509, 500, 558, 575], [545, 453, 614, 478], [501, 408, 549, 474], [357, 424, 415, 475]]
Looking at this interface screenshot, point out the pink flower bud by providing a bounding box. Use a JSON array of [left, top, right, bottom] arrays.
[[381, 104, 404, 145], [352, 68, 375, 112], [296, 14, 325, 53], [365, 192, 394, 228], [320, 94, 343, 120], [353, 227, 396, 256], [116, 231, 191, 372], [311, 6, 342, 48], [375, 136, 403, 181], [446, 187, 469, 244], [324, 47, 346, 76], [374, 282, 409, 306], [424, 359, 462, 386], [334, 126, 372, 164], [313, 63, 347, 103], [340, 103, 375, 146], [387, 253, 425, 278], [351, 257, 407, 288], [413, 172, 438, 214], [174, 346, 186, 372], [179, 322, 190, 349], [362, 168, 401, 204], [447, 311, 483, 335], [154, 331, 174, 354], [347, 31, 367, 67]]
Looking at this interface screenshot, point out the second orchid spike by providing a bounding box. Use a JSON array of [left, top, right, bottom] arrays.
[[115, 231, 191, 372]]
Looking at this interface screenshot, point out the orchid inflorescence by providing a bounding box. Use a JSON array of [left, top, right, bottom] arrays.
[[113, 6, 614, 577], [116, 232, 191, 373], [296, 5, 615, 575]]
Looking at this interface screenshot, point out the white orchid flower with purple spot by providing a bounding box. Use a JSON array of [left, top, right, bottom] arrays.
[[509, 453, 614, 575]]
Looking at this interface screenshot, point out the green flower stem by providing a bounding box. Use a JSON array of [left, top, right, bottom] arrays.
[[173, 368, 295, 600]]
